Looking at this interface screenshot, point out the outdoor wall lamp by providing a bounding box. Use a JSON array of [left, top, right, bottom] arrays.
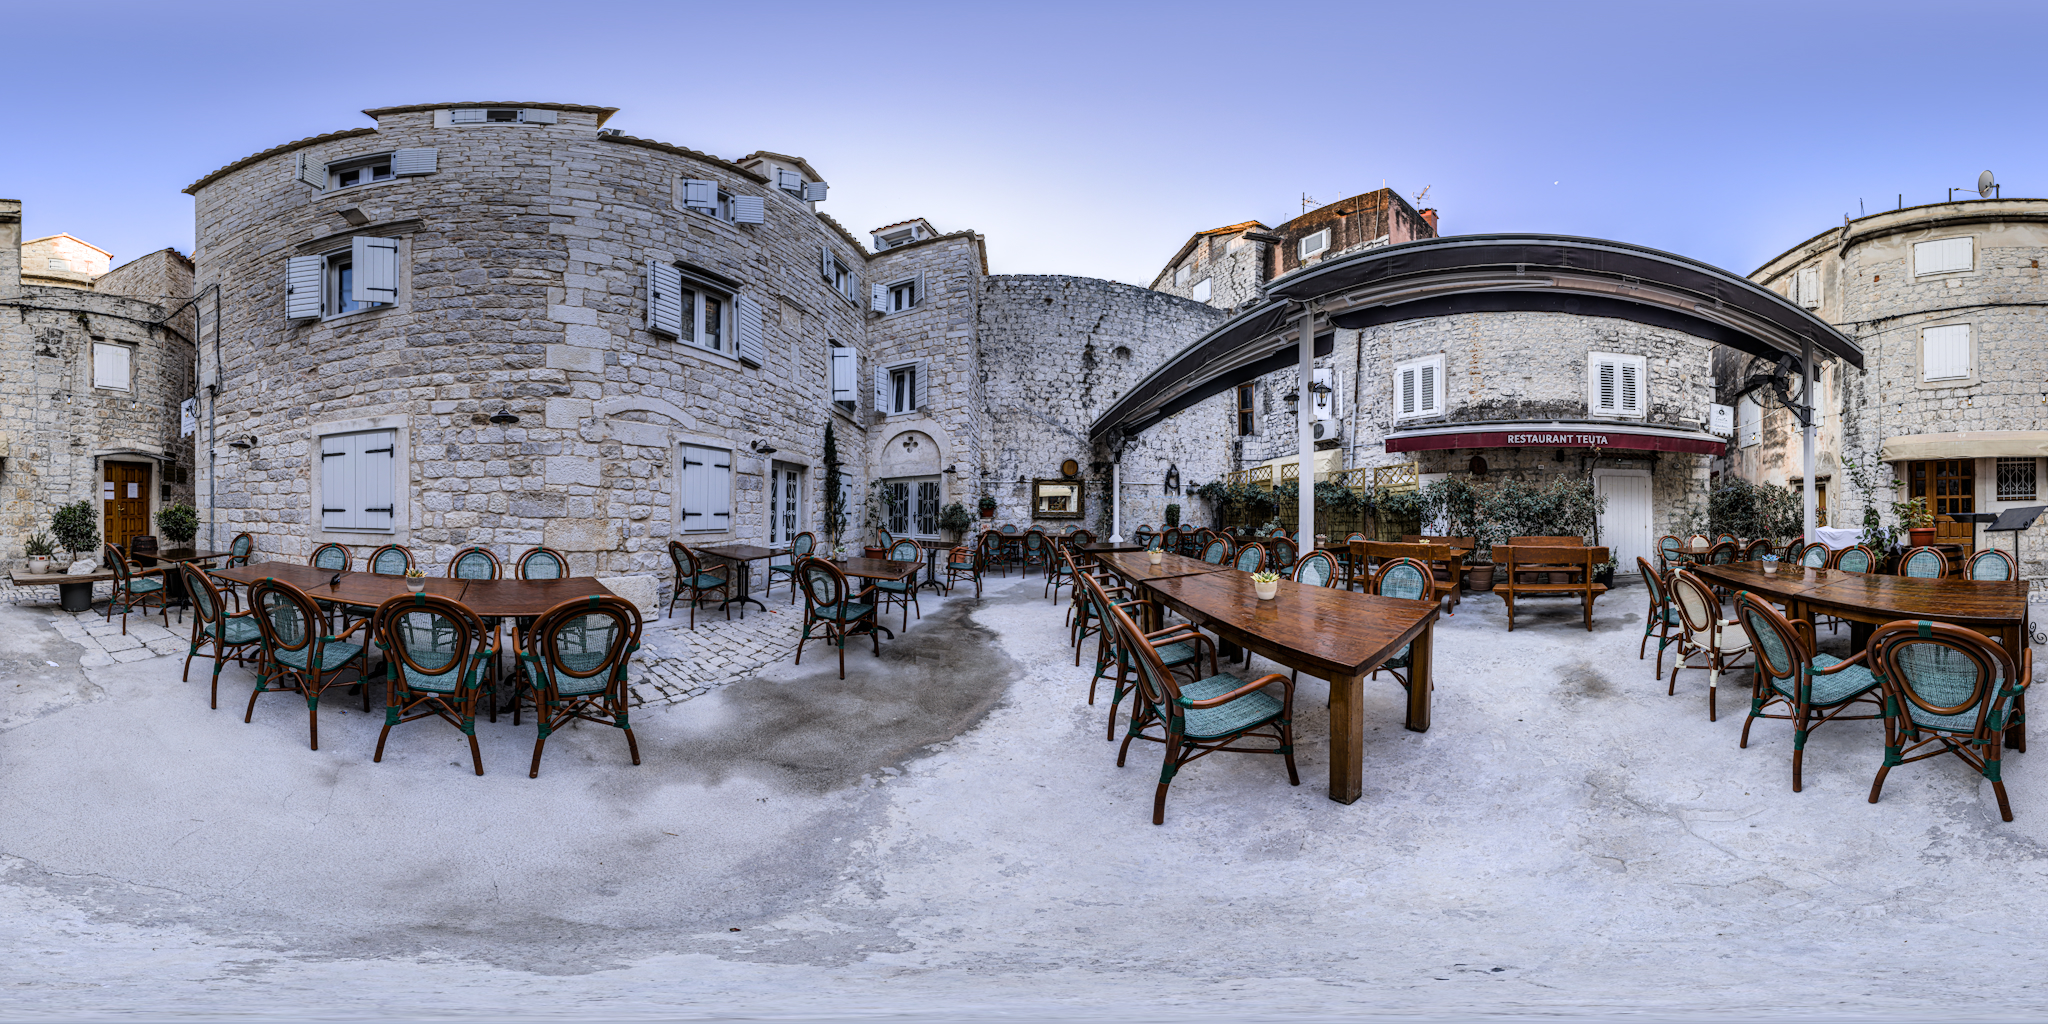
[[943, 464, 958, 474], [227, 436, 255, 450], [489, 405, 520, 425], [1310, 379, 1332, 409], [750, 440, 777, 454], [1284, 391, 1300, 409]]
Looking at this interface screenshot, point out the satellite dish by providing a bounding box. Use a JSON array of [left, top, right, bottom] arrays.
[[1979, 170, 1996, 197]]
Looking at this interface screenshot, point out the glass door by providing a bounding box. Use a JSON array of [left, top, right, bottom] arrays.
[[770, 463, 803, 546]]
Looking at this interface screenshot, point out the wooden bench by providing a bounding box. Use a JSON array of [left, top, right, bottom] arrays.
[[1493, 544, 1609, 631], [1349, 540, 1462, 611], [7, 569, 117, 611]]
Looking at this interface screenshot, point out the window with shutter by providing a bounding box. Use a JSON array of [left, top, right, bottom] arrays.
[[448, 108, 487, 124], [801, 181, 828, 202], [734, 296, 766, 367], [285, 255, 323, 320], [295, 152, 326, 190], [328, 154, 393, 190], [1914, 236, 1973, 275], [350, 236, 400, 306], [1921, 324, 1971, 381], [871, 283, 888, 313], [319, 429, 396, 534], [91, 343, 130, 391], [1299, 229, 1330, 259], [775, 168, 804, 194], [676, 444, 733, 534], [646, 262, 683, 336], [1191, 278, 1211, 302], [521, 108, 557, 124], [873, 366, 889, 415], [1795, 266, 1820, 308], [1588, 353, 1646, 417], [1392, 356, 1443, 419], [731, 196, 766, 224], [912, 360, 929, 411], [680, 178, 720, 210], [830, 345, 857, 407]]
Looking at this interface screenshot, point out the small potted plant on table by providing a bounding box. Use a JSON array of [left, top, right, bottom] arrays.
[[404, 567, 427, 593], [24, 531, 55, 575], [1251, 570, 1280, 600]]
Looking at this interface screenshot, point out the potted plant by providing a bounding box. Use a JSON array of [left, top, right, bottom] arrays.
[[977, 495, 997, 519], [155, 502, 199, 549], [1164, 503, 1181, 529], [403, 567, 427, 593], [23, 531, 55, 574], [863, 481, 891, 558], [1251, 570, 1280, 600], [939, 502, 973, 542], [50, 500, 100, 569], [1593, 557, 1618, 588], [1895, 496, 1936, 548]]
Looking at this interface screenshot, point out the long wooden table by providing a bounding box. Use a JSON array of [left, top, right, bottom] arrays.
[[211, 562, 616, 618], [1097, 550, 1230, 583], [1690, 560, 2029, 747], [1139, 570, 1439, 804]]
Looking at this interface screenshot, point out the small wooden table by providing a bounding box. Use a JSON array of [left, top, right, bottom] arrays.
[[1139, 570, 1440, 804], [694, 543, 780, 617], [8, 569, 118, 611], [134, 548, 233, 608], [821, 557, 921, 638], [1077, 541, 1151, 555]]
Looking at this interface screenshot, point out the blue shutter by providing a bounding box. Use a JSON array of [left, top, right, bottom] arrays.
[[286, 255, 323, 320], [734, 296, 766, 367]]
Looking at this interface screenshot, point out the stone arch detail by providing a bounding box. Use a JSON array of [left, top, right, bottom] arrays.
[[878, 428, 944, 478]]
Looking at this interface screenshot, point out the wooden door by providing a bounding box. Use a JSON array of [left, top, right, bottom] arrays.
[[102, 462, 153, 554], [1906, 459, 1976, 552]]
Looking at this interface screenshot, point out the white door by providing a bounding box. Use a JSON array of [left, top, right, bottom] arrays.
[[770, 463, 802, 545], [1594, 470, 1654, 576]]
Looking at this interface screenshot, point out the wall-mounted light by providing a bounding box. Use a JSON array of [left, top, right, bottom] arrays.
[[489, 405, 520, 425], [227, 436, 255, 450], [1310, 379, 1333, 410], [1284, 391, 1300, 409], [943, 464, 957, 474], [750, 440, 778, 454]]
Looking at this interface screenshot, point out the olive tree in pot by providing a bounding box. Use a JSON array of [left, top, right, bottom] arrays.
[[50, 500, 100, 570], [155, 502, 200, 548], [938, 502, 973, 543]]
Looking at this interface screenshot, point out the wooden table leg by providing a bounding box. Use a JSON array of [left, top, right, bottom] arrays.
[[2004, 624, 2026, 751], [1328, 670, 1365, 804], [1406, 619, 1433, 733]]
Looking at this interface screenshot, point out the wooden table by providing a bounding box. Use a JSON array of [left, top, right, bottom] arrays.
[[1077, 541, 1152, 555], [1139, 570, 1440, 804], [8, 569, 117, 611], [695, 543, 780, 617], [1098, 550, 1231, 583], [1691, 559, 2029, 747], [134, 548, 233, 607], [210, 562, 615, 618], [820, 557, 921, 637]]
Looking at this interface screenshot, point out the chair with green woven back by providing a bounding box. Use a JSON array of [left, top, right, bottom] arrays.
[[1132, 525, 1156, 549], [872, 538, 924, 629], [1370, 557, 1436, 692], [305, 542, 356, 631], [1291, 550, 1339, 588], [768, 531, 816, 603], [179, 562, 262, 710], [1020, 529, 1050, 577], [225, 532, 254, 568], [1107, 594, 1298, 825], [1338, 531, 1369, 588], [1800, 543, 1830, 568], [1268, 535, 1298, 573], [1742, 538, 1773, 563], [1200, 537, 1232, 565], [1658, 534, 1686, 572], [515, 547, 568, 580], [794, 557, 880, 679], [1899, 546, 1947, 578], [368, 543, 416, 576], [944, 543, 983, 597], [665, 541, 730, 628], [369, 592, 496, 776], [246, 576, 374, 750], [1867, 619, 2032, 821], [1233, 542, 1266, 574], [1829, 544, 1875, 573], [102, 542, 169, 636], [1967, 548, 2016, 581], [1045, 532, 1080, 601], [1075, 561, 1214, 742], [515, 594, 643, 778], [1636, 556, 1680, 679], [1730, 590, 1883, 792]]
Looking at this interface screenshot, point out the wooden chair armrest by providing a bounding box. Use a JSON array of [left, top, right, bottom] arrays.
[[130, 565, 168, 578], [1811, 649, 1871, 674], [327, 618, 372, 644], [1186, 672, 1292, 708], [703, 563, 731, 580], [1790, 618, 1816, 650]]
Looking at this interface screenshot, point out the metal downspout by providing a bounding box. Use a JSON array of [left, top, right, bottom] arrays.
[[1802, 337, 1816, 542], [1297, 308, 1315, 541]]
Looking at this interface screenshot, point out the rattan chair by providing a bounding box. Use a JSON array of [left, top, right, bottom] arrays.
[[794, 557, 879, 679], [769, 532, 816, 602], [1076, 564, 1213, 742], [943, 544, 983, 597], [370, 592, 496, 776], [1714, 533, 1737, 547], [665, 541, 731, 628], [1339, 532, 1369, 587], [1636, 556, 1680, 678], [1899, 546, 1947, 578], [1742, 538, 1773, 562], [1200, 539, 1232, 565], [515, 594, 642, 778], [1829, 544, 1875, 573], [1020, 529, 1050, 577], [447, 546, 501, 580], [1783, 538, 1807, 564], [1658, 535, 1685, 571], [311, 543, 351, 572], [180, 563, 261, 708], [101, 542, 169, 635], [871, 538, 925, 629], [1868, 619, 2031, 821], [1668, 569, 1751, 721], [1800, 543, 1830, 568], [225, 532, 254, 568], [1132, 526, 1156, 548], [1731, 590, 1883, 791], [1370, 557, 1435, 691], [368, 543, 416, 576], [1107, 596, 1297, 825], [1705, 540, 1738, 566], [1268, 536, 1298, 572], [1045, 536, 1079, 601], [515, 547, 569, 580], [1291, 550, 1339, 587], [1967, 548, 2017, 580], [246, 576, 373, 750], [1233, 542, 1267, 574]]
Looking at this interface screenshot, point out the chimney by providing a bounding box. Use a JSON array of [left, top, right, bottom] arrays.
[[1419, 208, 1438, 236], [0, 199, 19, 298]]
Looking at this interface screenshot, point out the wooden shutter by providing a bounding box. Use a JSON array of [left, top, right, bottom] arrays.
[[1397, 366, 1417, 416], [321, 432, 355, 531], [361, 430, 395, 531], [646, 262, 683, 336], [734, 295, 766, 367], [295, 152, 325, 189], [286, 255, 323, 320], [912, 360, 929, 411], [820, 245, 835, 282], [776, 168, 802, 192], [680, 179, 719, 209], [874, 366, 889, 415], [1796, 266, 1820, 308], [1419, 361, 1438, 414], [1915, 237, 1972, 275], [520, 108, 557, 124], [870, 283, 887, 312], [731, 196, 765, 223], [802, 180, 828, 201], [708, 448, 732, 531], [678, 444, 705, 532], [392, 148, 437, 176], [831, 347, 856, 402], [1923, 324, 1970, 380], [1617, 359, 1640, 413], [351, 236, 400, 305], [913, 271, 926, 308], [1593, 357, 1618, 413], [449, 108, 486, 124]]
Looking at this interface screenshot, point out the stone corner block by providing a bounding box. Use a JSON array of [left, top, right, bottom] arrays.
[[544, 455, 603, 487], [546, 398, 593, 430], [546, 344, 605, 373], [543, 517, 622, 553], [596, 574, 659, 619]]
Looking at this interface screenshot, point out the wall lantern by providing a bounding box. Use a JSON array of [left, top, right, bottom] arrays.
[[1310, 379, 1333, 410], [490, 405, 520, 425], [227, 436, 255, 450], [1164, 464, 1181, 494]]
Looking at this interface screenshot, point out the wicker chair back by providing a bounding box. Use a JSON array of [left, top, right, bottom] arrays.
[[1900, 546, 1946, 578], [529, 595, 641, 698], [1742, 539, 1773, 562], [228, 532, 254, 566], [889, 538, 921, 562], [1234, 543, 1266, 573], [310, 544, 351, 572], [449, 546, 502, 580], [1968, 548, 2016, 580], [1800, 544, 1830, 568], [1292, 550, 1338, 587], [369, 544, 416, 576], [1870, 620, 2013, 738], [1200, 540, 1230, 565], [1830, 545, 1874, 573], [374, 593, 489, 692], [1373, 557, 1435, 603]]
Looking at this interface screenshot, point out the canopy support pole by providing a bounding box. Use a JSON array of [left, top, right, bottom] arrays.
[[1802, 337, 1817, 543], [1109, 460, 1123, 543], [1298, 310, 1316, 543]]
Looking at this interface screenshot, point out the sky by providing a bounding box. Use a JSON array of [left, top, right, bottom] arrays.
[[9, 1, 2048, 287]]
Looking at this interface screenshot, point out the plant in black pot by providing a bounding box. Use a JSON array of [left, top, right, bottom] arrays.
[[155, 502, 200, 549], [50, 500, 100, 567], [1593, 556, 1618, 588]]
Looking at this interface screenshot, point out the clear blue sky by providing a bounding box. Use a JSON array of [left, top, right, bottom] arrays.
[[10, 1, 2045, 287]]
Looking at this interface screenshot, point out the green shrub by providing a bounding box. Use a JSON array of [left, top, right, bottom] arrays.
[[1163, 503, 1180, 527], [155, 502, 200, 544], [50, 500, 99, 556], [23, 531, 55, 557], [938, 502, 973, 534]]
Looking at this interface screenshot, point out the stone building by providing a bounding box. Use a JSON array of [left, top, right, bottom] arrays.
[[1150, 189, 1439, 312], [1734, 197, 2048, 575], [0, 200, 198, 561], [180, 101, 1225, 595]]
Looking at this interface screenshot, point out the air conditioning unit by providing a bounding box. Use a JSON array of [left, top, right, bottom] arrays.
[[1312, 419, 1340, 442]]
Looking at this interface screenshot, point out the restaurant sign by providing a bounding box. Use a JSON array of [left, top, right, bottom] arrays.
[[1387, 428, 1725, 455]]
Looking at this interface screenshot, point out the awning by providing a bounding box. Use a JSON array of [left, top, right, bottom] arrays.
[[1088, 301, 1317, 442], [1881, 431, 2048, 462], [1386, 421, 1726, 456]]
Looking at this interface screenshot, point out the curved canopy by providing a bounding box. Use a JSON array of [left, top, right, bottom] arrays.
[[1091, 234, 1860, 442]]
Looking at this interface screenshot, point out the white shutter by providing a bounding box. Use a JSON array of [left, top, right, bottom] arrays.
[[680, 179, 719, 209], [296, 152, 325, 189], [361, 430, 395, 531], [1593, 358, 1618, 413], [678, 445, 704, 532], [1398, 366, 1417, 416], [802, 180, 828, 201], [820, 245, 834, 282], [449, 108, 486, 124], [92, 344, 129, 390], [914, 271, 926, 308], [391, 148, 438, 176], [708, 447, 733, 531], [1796, 266, 1820, 308], [321, 433, 354, 531], [831, 347, 856, 402], [731, 196, 766, 223], [1618, 359, 1640, 413], [776, 168, 802, 192], [913, 360, 929, 411], [350, 236, 400, 305], [1419, 361, 1438, 414], [734, 295, 766, 367], [521, 108, 557, 124], [874, 367, 889, 415], [646, 262, 683, 336], [286, 255, 323, 320], [1914, 237, 1973, 275], [870, 283, 887, 312], [1923, 324, 1971, 380]]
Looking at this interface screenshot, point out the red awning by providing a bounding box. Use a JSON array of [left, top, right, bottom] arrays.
[[1386, 427, 1725, 455]]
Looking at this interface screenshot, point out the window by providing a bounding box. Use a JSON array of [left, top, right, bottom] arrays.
[[646, 263, 730, 353], [1299, 229, 1330, 260], [829, 344, 858, 410], [318, 429, 396, 533], [874, 273, 924, 314], [1921, 323, 1971, 381], [1998, 457, 2038, 501], [91, 343, 131, 391], [1914, 236, 1973, 276], [875, 225, 923, 250], [1191, 278, 1212, 302], [679, 179, 736, 222], [1236, 383, 1256, 436], [821, 246, 858, 302], [770, 463, 805, 546], [1906, 459, 1975, 517], [1393, 355, 1444, 419], [885, 477, 941, 537], [47, 258, 69, 271], [449, 107, 557, 125], [1791, 266, 1820, 308], [1738, 397, 1762, 448], [329, 154, 391, 190], [1588, 352, 1645, 417], [891, 365, 917, 415], [889, 280, 919, 312], [286, 236, 398, 320], [875, 360, 927, 416], [1173, 265, 1191, 287], [677, 444, 732, 534]]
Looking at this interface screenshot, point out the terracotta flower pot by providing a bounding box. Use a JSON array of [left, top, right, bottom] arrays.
[[1907, 527, 1936, 548], [1467, 563, 1496, 591], [864, 546, 887, 560]]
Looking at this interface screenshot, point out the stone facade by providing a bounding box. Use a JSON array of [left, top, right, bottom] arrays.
[[1150, 190, 1438, 312], [19, 233, 112, 290], [0, 201, 198, 562], [1736, 199, 2048, 575], [181, 101, 1223, 588]]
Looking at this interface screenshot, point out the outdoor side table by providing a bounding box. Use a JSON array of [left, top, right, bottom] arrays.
[[694, 544, 780, 618]]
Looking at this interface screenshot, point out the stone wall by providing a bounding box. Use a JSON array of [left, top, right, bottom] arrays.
[[95, 248, 195, 304]]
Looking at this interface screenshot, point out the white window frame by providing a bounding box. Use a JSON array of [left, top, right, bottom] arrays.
[[1587, 352, 1647, 418], [327, 153, 393, 191], [1920, 323, 1973, 383], [883, 274, 923, 314], [1191, 278, 1212, 302], [677, 443, 733, 535], [890, 364, 918, 415], [1299, 229, 1331, 260], [1914, 236, 1974, 276], [91, 342, 131, 392], [875, 226, 923, 250], [317, 428, 398, 535], [674, 271, 734, 355], [829, 343, 857, 410], [1173, 265, 1191, 287], [446, 107, 557, 125], [1392, 355, 1445, 420], [823, 249, 858, 303]]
